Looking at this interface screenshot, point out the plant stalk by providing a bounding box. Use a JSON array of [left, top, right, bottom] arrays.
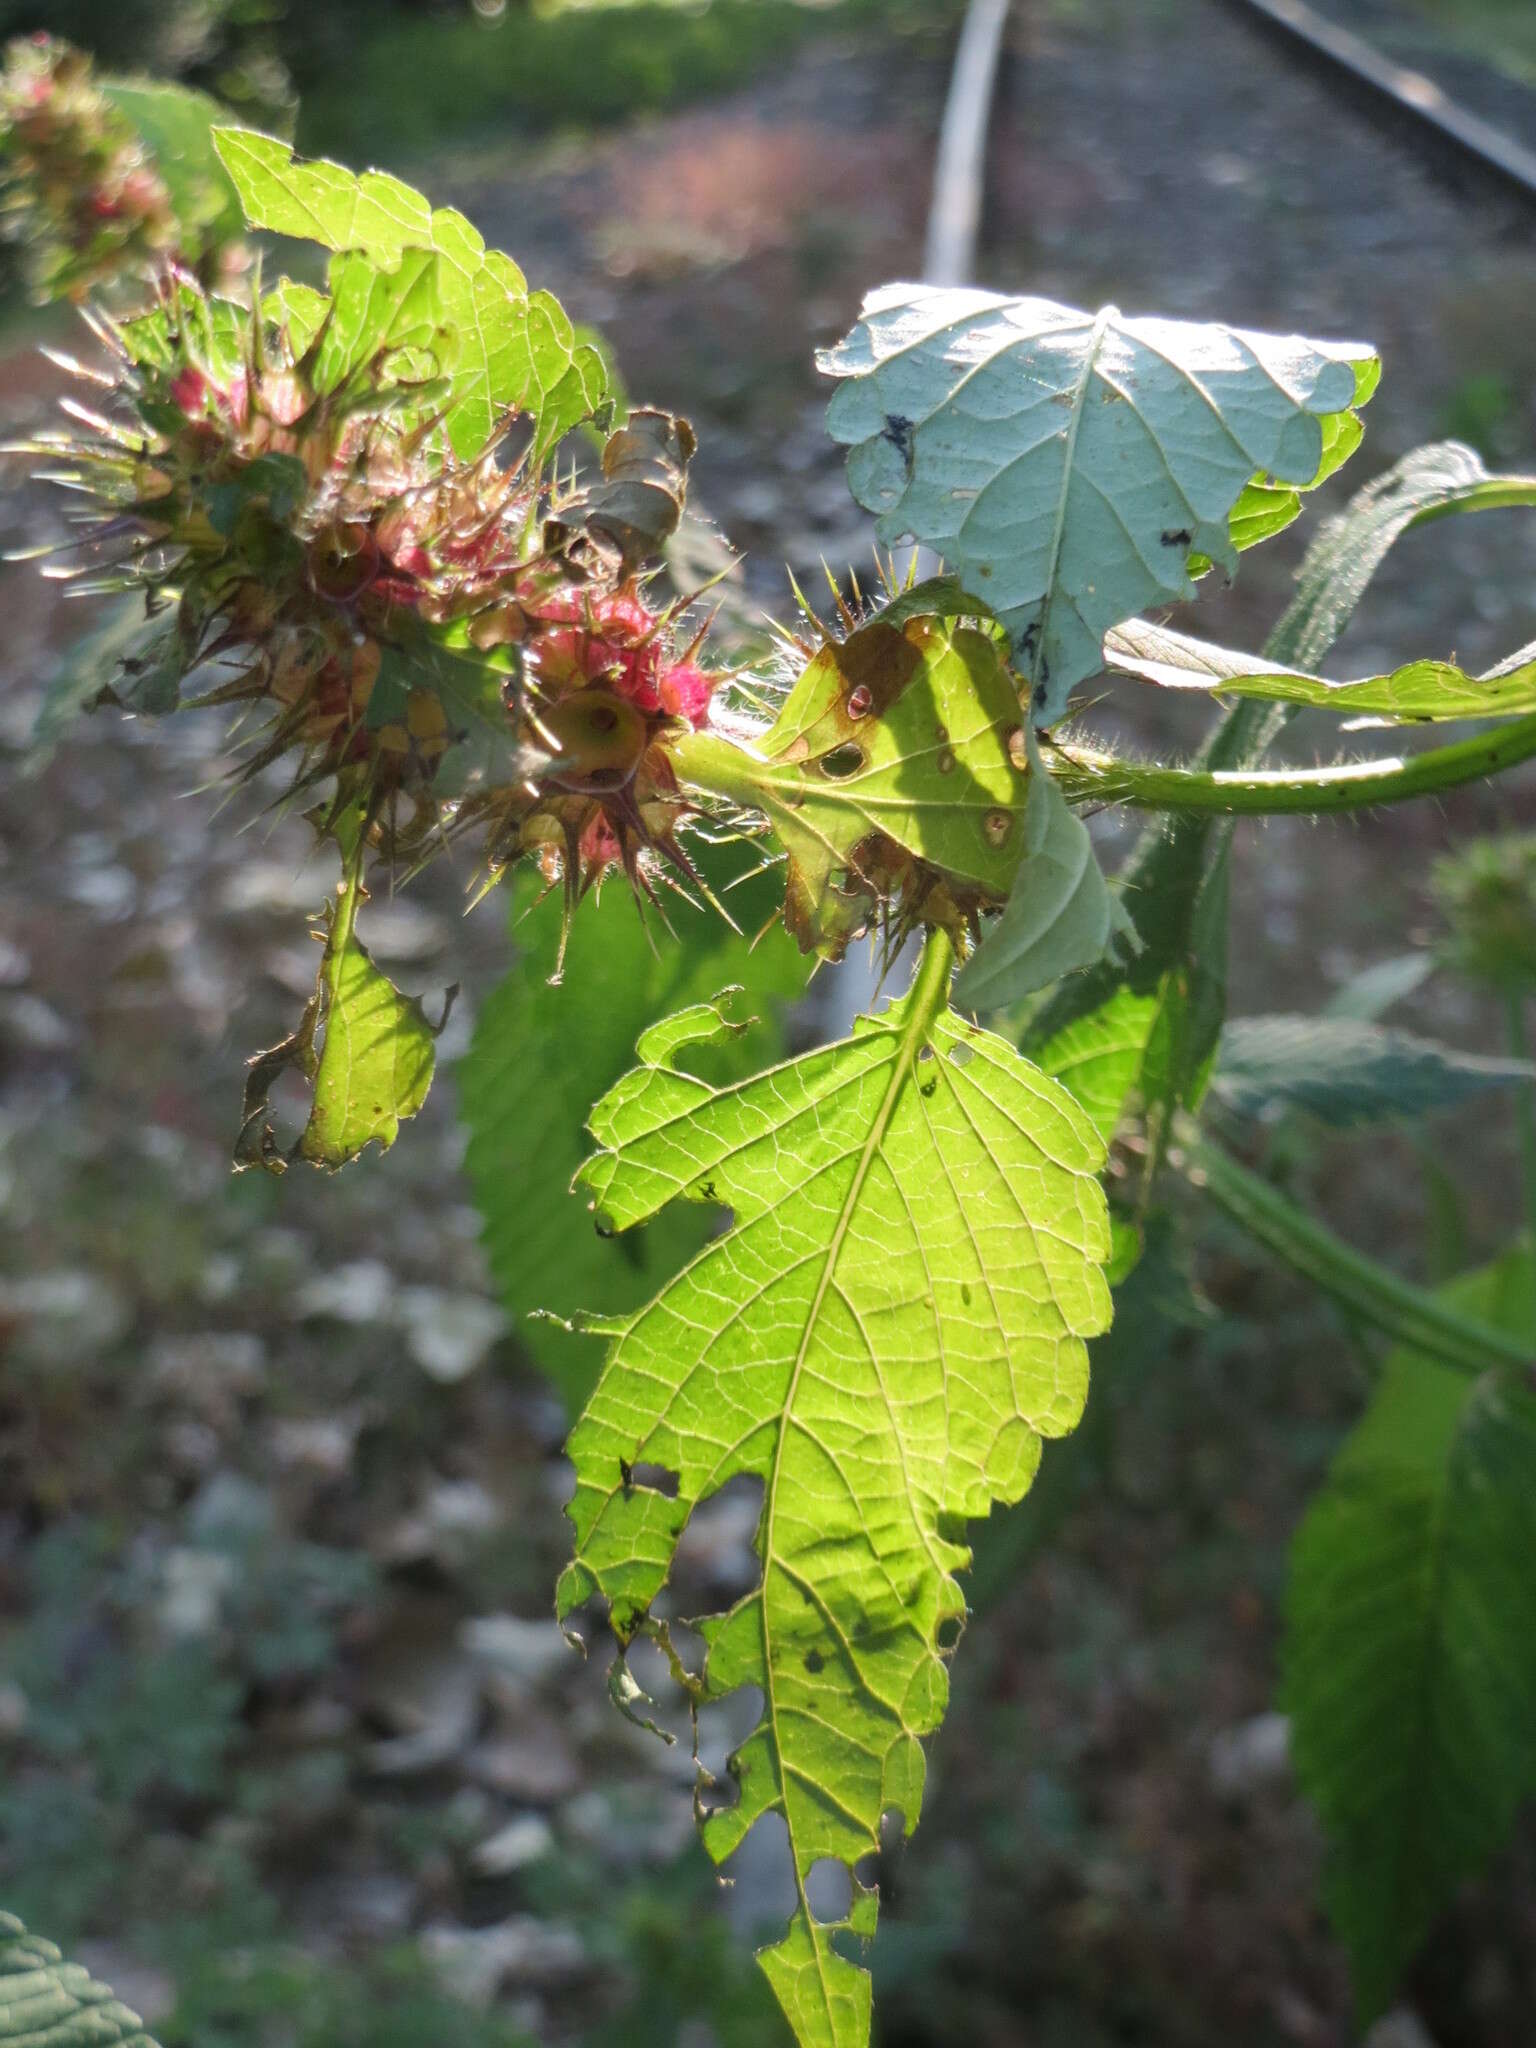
[[1050, 715, 1536, 817], [1174, 1118, 1534, 1378]]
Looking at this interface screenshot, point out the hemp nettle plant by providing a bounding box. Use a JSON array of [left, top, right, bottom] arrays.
[[5, 36, 1536, 2048]]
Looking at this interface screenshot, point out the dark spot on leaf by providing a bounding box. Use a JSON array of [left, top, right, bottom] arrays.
[[881, 414, 914, 465], [919, 1077, 937, 1098], [1032, 684, 1048, 710], [937, 1615, 964, 1652], [820, 742, 864, 780], [918, 1044, 935, 1063], [1161, 527, 1192, 547], [804, 1647, 825, 1673]]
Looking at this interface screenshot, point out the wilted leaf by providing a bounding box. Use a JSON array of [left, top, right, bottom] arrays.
[[1283, 1249, 1536, 2019], [0, 1912, 158, 2048], [569, 408, 696, 575], [212, 129, 608, 459], [820, 285, 1376, 722], [1105, 616, 1536, 723], [560, 936, 1111, 2048], [1214, 1015, 1536, 1125]]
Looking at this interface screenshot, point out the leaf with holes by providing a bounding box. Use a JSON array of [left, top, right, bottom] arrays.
[[211, 129, 608, 458], [1283, 1248, 1536, 2020], [672, 616, 1029, 959], [559, 934, 1111, 2048], [0, 1912, 159, 2048], [819, 285, 1376, 722], [1104, 616, 1536, 723]]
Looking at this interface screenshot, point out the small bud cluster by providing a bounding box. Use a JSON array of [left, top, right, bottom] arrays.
[[0, 35, 180, 302], [31, 268, 722, 921]]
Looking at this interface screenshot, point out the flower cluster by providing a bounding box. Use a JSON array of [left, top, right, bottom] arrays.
[[0, 35, 182, 302], [32, 268, 720, 917]]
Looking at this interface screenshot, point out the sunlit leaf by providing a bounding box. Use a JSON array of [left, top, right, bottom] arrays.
[[236, 860, 439, 1173], [211, 129, 608, 458], [674, 616, 1028, 958], [1267, 440, 1536, 671], [820, 285, 1376, 722], [1283, 1248, 1536, 2019], [1105, 616, 1536, 723], [560, 935, 1111, 2048]]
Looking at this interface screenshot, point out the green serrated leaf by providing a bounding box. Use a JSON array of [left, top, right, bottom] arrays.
[[1268, 440, 1536, 671], [459, 868, 807, 1412], [1214, 1015, 1536, 1126], [1283, 1247, 1536, 2020], [210, 129, 607, 459], [0, 1910, 158, 2048], [307, 246, 448, 399], [953, 767, 1129, 1011], [674, 616, 1028, 958], [819, 286, 1376, 723], [560, 933, 1111, 2048], [1105, 616, 1536, 723], [1031, 984, 1162, 1143]]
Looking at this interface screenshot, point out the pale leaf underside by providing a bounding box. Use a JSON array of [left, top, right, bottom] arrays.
[[559, 942, 1111, 2048], [819, 285, 1376, 723]]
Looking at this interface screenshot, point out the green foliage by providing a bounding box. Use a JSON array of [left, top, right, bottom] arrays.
[[97, 77, 245, 257], [1283, 1248, 1536, 2019], [1212, 1014, 1536, 1126], [1105, 614, 1536, 722], [951, 765, 1129, 1010], [1266, 439, 1536, 670], [460, 868, 807, 1411], [674, 616, 1028, 960], [212, 129, 609, 458], [236, 846, 440, 1173], [559, 934, 1111, 2048], [0, 1914, 158, 2048], [820, 285, 1376, 723]]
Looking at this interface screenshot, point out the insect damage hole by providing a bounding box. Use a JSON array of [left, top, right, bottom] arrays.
[[820, 741, 865, 780], [619, 1457, 680, 1497], [804, 1857, 853, 1924]]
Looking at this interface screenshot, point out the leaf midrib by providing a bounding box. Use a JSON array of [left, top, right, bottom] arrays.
[[756, 929, 954, 2032]]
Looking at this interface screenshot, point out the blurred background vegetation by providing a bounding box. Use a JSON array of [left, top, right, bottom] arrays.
[[1, 3, 1534, 2046]]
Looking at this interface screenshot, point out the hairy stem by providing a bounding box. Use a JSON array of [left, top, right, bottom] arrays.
[[1174, 1119, 1534, 1378], [1049, 715, 1536, 816]]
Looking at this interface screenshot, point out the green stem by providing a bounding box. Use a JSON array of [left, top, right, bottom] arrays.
[[1506, 990, 1536, 1252], [1050, 715, 1536, 817], [1174, 1118, 1533, 1378]]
